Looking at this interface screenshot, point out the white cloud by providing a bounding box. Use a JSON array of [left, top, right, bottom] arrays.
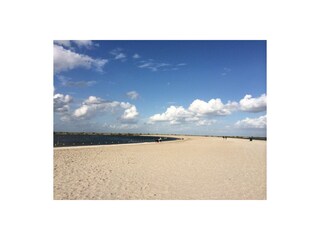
[[110, 48, 126, 61], [57, 75, 97, 87], [138, 60, 171, 72], [149, 106, 194, 125], [54, 93, 72, 113], [54, 40, 72, 48], [126, 91, 139, 100], [93, 59, 108, 71], [121, 106, 139, 122], [139, 62, 152, 68], [188, 98, 237, 116], [132, 53, 140, 59], [235, 115, 267, 129], [73, 96, 137, 122], [115, 53, 126, 60], [73, 100, 107, 118], [137, 59, 187, 72], [73, 105, 89, 118], [196, 119, 217, 126], [72, 40, 96, 48], [84, 96, 103, 105], [149, 98, 235, 126], [239, 94, 267, 112], [225, 101, 239, 111], [54, 40, 97, 49], [148, 94, 266, 127], [54, 45, 108, 73]]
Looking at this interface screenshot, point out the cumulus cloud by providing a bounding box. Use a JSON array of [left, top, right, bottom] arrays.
[[73, 105, 89, 118], [149, 106, 195, 125], [239, 94, 267, 112], [188, 98, 238, 116], [83, 96, 103, 105], [73, 98, 111, 118], [126, 91, 139, 100], [149, 98, 237, 126], [54, 93, 72, 113], [235, 115, 266, 129], [148, 94, 266, 126], [121, 106, 139, 123], [54, 45, 108, 73], [149, 98, 238, 125], [73, 96, 138, 124]]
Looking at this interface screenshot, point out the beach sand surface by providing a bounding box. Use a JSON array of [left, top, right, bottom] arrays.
[[54, 136, 266, 200]]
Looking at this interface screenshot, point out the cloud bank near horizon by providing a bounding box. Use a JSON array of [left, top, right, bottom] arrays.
[[148, 94, 267, 127]]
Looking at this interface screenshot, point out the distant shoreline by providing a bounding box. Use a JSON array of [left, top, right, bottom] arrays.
[[53, 132, 266, 140], [54, 133, 181, 147]]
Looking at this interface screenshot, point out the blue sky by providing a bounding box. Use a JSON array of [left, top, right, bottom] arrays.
[[54, 40, 266, 136]]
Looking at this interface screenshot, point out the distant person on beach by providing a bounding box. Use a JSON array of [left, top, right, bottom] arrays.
[[250, 137, 253, 141]]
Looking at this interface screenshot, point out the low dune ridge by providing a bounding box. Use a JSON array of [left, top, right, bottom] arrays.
[[54, 136, 266, 200]]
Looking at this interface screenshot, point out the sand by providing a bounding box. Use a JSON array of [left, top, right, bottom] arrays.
[[54, 136, 266, 200]]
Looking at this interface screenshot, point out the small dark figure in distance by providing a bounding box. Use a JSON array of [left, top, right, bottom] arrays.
[[249, 137, 253, 141]]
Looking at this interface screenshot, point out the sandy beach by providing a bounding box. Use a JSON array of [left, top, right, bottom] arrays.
[[54, 136, 266, 200]]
